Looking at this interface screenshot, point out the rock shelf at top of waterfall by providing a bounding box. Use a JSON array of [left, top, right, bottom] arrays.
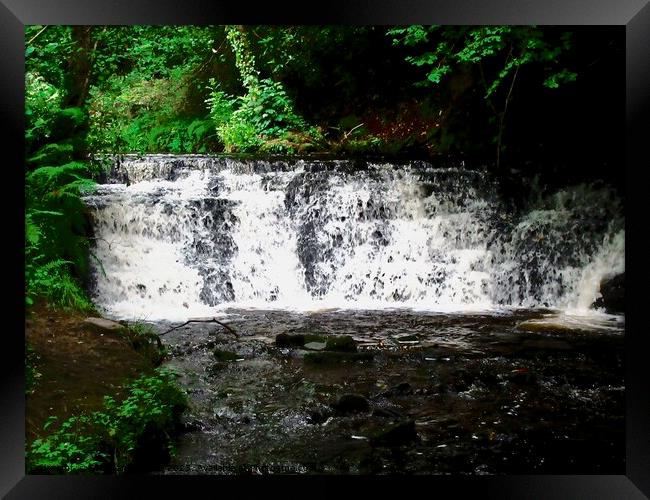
[[84, 156, 625, 321]]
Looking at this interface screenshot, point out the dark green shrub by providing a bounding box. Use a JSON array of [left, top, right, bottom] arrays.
[[27, 369, 188, 474]]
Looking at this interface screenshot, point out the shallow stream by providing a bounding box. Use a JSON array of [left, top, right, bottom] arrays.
[[155, 308, 624, 475]]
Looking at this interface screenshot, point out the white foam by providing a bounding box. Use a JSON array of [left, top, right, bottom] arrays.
[[86, 160, 624, 321]]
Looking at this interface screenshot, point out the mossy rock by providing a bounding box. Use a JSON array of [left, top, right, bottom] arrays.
[[304, 334, 327, 344], [276, 333, 326, 347], [516, 320, 575, 334], [325, 335, 357, 353], [213, 349, 240, 362], [275, 333, 302, 347], [304, 351, 373, 365]]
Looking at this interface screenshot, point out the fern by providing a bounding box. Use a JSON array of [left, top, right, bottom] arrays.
[[28, 259, 94, 311], [26, 159, 96, 311], [27, 162, 94, 197]]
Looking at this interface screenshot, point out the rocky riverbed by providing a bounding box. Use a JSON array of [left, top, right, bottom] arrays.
[[153, 308, 624, 475]]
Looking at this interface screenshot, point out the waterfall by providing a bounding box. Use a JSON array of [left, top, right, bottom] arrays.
[[84, 155, 624, 320]]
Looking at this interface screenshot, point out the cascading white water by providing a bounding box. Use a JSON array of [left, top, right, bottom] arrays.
[[84, 155, 624, 320]]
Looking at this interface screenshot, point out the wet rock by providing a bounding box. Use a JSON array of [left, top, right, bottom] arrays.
[[84, 317, 124, 333], [213, 349, 240, 361], [369, 420, 419, 447], [592, 273, 624, 314], [332, 394, 370, 414], [275, 333, 305, 347], [325, 335, 357, 352], [303, 351, 373, 365], [304, 342, 327, 351], [304, 334, 327, 343]]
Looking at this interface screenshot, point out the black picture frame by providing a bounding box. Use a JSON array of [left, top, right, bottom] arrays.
[[3, 1, 648, 498]]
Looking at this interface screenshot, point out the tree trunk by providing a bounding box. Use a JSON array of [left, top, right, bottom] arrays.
[[68, 26, 93, 107]]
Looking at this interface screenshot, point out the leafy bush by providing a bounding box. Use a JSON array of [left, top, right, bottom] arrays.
[[208, 78, 321, 153], [25, 72, 62, 146], [27, 369, 188, 474]]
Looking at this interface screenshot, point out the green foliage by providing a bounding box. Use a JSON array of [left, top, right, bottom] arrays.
[[27, 369, 187, 474], [27, 259, 94, 311], [25, 162, 96, 310], [225, 26, 259, 90], [208, 74, 319, 153], [543, 68, 578, 89], [25, 344, 42, 395], [389, 26, 578, 164], [25, 27, 74, 91], [28, 143, 75, 167], [389, 26, 577, 98], [25, 72, 63, 146], [206, 26, 322, 153], [88, 71, 218, 153], [28, 414, 107, 473]]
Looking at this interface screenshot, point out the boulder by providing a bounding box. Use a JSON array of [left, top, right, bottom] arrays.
[[592, 273, 624, 314], [84, 317, 124, 333], [325, 335, 357, 352]]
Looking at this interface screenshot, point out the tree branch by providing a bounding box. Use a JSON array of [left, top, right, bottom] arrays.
[[27, 26, 48, 45], [159, 317, 238, 337]]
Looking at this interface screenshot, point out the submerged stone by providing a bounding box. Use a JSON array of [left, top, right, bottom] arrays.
[[516, 320, 575, 334], [325, 335, 357, 352], [303, 341, 327, 351]]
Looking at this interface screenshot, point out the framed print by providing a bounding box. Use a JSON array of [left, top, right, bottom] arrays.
[[3, 0, 649, 498]]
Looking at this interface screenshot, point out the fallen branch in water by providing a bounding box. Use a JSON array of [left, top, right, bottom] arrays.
[[159, 317, 238, 337]]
